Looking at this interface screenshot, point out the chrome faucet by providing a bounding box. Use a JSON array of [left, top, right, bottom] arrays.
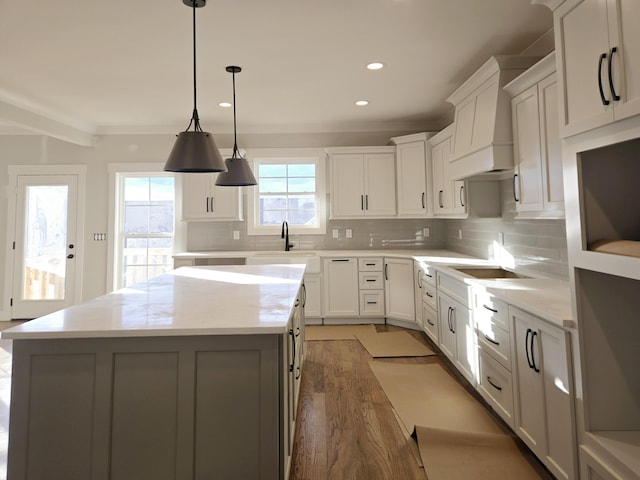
[[281, 221, 294, 251]]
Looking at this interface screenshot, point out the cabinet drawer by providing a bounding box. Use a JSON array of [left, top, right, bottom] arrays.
[[359, 291, 385, 316], [422, 282, 437, 310], [420, 263, 437, 286], [358, 258, 383, 271], [477, 320, 512, 371], [474, 293, 508, 332], [478, 350, 514, 429], [422, 302, 439, 345], [437, 272, 472, 306], [359, 272, 384, 290]]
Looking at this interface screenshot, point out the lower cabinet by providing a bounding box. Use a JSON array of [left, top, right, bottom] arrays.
[[358, 258, 385, 318], [384, 258, 416, 323], [511, 305, 575, 480], [422, 302, 439, 345], [322, 257, 359, 318]]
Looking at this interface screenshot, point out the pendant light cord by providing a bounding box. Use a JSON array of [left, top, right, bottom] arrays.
[[232, 69, 239, 158], [186, 0, 202, 132]]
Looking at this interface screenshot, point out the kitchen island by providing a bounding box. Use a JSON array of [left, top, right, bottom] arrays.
[[1, 265, 306, 480]]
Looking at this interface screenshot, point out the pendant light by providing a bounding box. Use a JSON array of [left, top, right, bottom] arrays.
[[164, 0, 226, 173], [215, 66, 257, 186]]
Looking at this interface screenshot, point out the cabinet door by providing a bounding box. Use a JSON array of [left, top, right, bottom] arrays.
[[364, 153, 396, 216], [422, 302, 439, 346], [431, 137, 449, 214], [555, 0, 614, 137], [396, 141, 427, 217], [453, 301, 477, 386], [538, 74, 564, 213], [512, 84, 544, 213], [413, 262, 423, 327], [302, 274, 322, 319], [451, 180, 466, 214], [438, 293, 457, 361], [384, 258, 415, 322], [182, 173, 241, 220], [322, 258, 359, 317], [512, 309, 546, 454], [608, 0, 640, 122], [330, 154, 366, 218], [452, 94, 477, 159]]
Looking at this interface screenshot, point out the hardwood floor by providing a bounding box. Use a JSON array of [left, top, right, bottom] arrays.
[[289, 324, 555, 480]]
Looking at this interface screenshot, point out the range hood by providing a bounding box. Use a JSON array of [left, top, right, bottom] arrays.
[[446, 55, 541, 180]]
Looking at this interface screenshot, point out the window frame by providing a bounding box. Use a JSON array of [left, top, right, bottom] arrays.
[[246, 148, 326, 236]]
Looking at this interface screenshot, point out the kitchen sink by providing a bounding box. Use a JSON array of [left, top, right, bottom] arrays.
[[453, 267, 531, 279], [246, 252, 321, 274]]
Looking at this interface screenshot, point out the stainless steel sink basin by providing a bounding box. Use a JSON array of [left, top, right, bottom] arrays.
[[454, 267, 530, 279]]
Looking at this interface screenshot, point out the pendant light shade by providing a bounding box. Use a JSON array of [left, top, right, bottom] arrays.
[[164, 0, 226, 173], [215, 66, 257, 186]]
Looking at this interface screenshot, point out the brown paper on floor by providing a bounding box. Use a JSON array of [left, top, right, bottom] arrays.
[[368, 362, 502, 436], [305, 324, 377, 341], [392, 408, 424, 468], [355, 330, 436, 357], [414, 426, 542, 480]]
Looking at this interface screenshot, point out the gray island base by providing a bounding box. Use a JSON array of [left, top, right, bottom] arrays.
[[2, 265, 306, 480]]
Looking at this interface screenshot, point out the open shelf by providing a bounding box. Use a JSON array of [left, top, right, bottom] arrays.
[[576, 269, 640, 432], [579, 137, 640, 264]]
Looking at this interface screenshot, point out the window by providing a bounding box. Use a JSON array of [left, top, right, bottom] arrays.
[[111, 170, 175, 289], [247, 149, 326, 235]]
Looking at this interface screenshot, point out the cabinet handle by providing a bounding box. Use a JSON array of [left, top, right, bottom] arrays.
[[366, 279, 377, 282], [295, 365, 301, 380], [438, 190, 444, 208], [365, 194, 369, 210], [332, 259, 350, 262], [513, 174, 519, 202], [459, 185, 465, 207], [289, 329, 296, 373], [425, 273, 433, 278], [295, 297, 300, 307], [361, 194, 364, 211], [608, 47, 621, 101], [598, 52, 611, 106], [483, 304, 498, 313], [302, 283, 307, 308], [366, 301, 378, 305], [295, 327, 301, 338], [487, 376, 503, 391], [447, 307, 451, 332], [426, 292, 434, 298], [365, 263, 376, 266], [422, 192, 425, 209], [384, 263, 389, 281], [530, 331, 540, 373], [417, 271, 423, 289], [205, 197, 209, 213], [525, 328, 534, 370], [450, 307, 456, 334], [483, 334, 500, 346], [427, 318, 435, 326]]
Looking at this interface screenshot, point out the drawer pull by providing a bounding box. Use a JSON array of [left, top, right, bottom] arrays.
[[365, 263, 376, 266], [483, 334, 500, 346], [332, 259, 350, 262], [366, 279, 377, 282], [425, 273, 433, 278], [366, 301, 378, 305], [483, 304, 498, 313], [487, 376, 502, 391], [427, 318, 435, 326], [426, 292, 434, 298]]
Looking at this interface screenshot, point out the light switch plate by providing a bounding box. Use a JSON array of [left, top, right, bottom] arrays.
[[458, 229, 463, 239], [498, 232, 504, 245], [423, 227, 430, 238], [233, 231, 240, 240], [332, 229, 339, 239], [346, 229, 352, 238]]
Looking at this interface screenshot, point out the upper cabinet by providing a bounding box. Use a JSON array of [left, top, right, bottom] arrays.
[[328, 147, 397, 219], [552, 0, 640, 137], [180, 172, 243, 221], [389, 132, 434, 218], [446, 56, 541, 180], [504, 53, 564, 218]]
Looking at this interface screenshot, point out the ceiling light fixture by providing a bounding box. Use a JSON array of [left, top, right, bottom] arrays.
[[355, 100, 369, 106], [164, 0, 226, 173], [215, 66, 257, 187], [367, 62, 384, 70]]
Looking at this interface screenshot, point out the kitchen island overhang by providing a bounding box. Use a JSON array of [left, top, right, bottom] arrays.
[[2, 265, 307, 480]]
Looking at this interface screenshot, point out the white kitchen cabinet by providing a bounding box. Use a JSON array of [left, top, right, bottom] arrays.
[[511, 305, 575, 480], [390, 133, 433, 217], [357, 257, 385, 319], [551, 0, 640, 137], [446, 56, 540, 180], [505, 53, 564, 218], [180, 172, 242, 221], [384, 258, 415, 323], [430, 125, 465, 217], [413, 261, 424, 328], [422, 302, 439, 346], [328, 147, 396, 219], [322, 257, 359, 318]]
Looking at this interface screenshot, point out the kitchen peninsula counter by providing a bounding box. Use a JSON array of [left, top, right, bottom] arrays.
[[2, 265, 306, 480]]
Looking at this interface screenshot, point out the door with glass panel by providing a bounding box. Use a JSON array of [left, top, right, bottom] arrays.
[[11, 175, 80, 319]]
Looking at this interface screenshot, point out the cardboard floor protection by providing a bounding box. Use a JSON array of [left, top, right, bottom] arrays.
[[355, 330, 436, 358], [368, 362, 502, 436], [305, 324, 377, 341], [414, 426, 542, 480]]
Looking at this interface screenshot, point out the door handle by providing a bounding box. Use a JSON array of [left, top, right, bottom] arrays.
[[67, 254, 74, 259], [530, 331, 540, 373], [598, 52, 611, 105], [68, 244, 75, 249], [421, 192, 425, 209], [608, 47, 621, 101], [513, 174, 519, 202], [525, 328, 533, 369], [459, 185, 465, 207]]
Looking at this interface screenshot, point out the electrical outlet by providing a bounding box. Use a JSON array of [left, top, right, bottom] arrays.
[[423, 227, 430, 238], [346, 229, 352, 238], [233, 231, 240, 240], [458, 228, 463, 239], [332, 229, 339, 239], [498, 232, 504, 245]]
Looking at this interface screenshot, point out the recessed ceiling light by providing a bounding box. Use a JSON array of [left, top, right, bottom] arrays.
[[355, 100, 369, 106], [218, 102, 232, 108], [367, 62, 384, 70]]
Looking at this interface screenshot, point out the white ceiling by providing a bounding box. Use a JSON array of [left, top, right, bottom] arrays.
[[0, 0, 552, 141]]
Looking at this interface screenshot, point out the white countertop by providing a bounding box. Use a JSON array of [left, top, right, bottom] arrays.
[[1, 265, 306, 340]]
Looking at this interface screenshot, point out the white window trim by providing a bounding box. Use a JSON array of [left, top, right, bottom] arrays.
[[107, 163, 174, 292], [246, 148, 327, 236]]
